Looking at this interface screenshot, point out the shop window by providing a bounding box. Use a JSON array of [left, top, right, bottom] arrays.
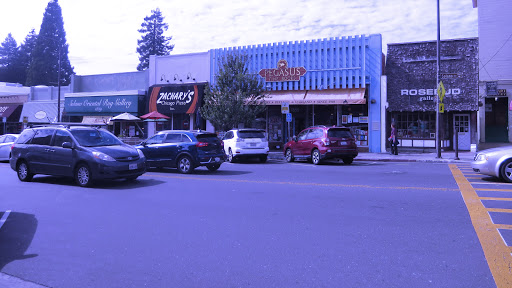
[[392, 112, 436, 139]]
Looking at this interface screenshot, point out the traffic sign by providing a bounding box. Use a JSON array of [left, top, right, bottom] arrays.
[[439, 103, 444, 113], [286, 113, 292, 122], [281, 102, 289, 114], [437, 81, 446, 102]]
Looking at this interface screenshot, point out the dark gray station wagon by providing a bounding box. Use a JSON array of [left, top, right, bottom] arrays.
[[10, 125, 147, 187]]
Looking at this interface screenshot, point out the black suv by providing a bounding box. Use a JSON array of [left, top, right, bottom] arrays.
[[135, 130, 225, 174], [10, 125, 147, 187]]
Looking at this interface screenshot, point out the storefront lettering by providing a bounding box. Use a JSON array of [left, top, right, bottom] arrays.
[[156, 90, 194, 109], [401, 88, 461, 101], [0, 106, 7, 113], [259, 59, 307, 82], [68, 98, 133, 109]]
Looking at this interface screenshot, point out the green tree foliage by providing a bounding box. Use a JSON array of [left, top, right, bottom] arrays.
[[136, 8, 174, 71], [201, 53, 267, 131], [0, 33, 19, 83], [15, 29, 38, 85], [26, 0, 74, 86]]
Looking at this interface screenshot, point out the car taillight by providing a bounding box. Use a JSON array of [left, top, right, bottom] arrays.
[[323, 138, 330, 146], [196, 142, 209, 147], [11, 144, 14, 150]]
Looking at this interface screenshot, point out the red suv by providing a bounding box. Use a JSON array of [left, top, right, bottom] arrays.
[[284, 126, 358, 165]]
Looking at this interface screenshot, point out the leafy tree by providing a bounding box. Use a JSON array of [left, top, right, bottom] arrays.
[[136, 8, 174, 71], [26, 0, 74, 86], [0, 33, 19, 83], [201, 53, 267, 131]]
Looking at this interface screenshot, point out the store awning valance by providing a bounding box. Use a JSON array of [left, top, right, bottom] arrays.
[[0, 104, 21, 118], [264, 88, 366, 105], [18, 102, 62, 123]]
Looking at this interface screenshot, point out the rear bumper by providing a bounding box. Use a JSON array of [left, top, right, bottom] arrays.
[[321, 148, 358, 160], [232, 147, 269, 157], [197, 154, 226, 166]]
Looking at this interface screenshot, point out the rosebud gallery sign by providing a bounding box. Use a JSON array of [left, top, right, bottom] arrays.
[[258, 59, 307, 82], [148, 83, 205, 115]]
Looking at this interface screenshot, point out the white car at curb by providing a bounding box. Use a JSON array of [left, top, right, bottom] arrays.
[[222, 129, 269, 163]]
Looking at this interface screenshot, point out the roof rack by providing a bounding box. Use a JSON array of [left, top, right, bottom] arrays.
[[307, 125, 327, 128], [27, 122, 107, 129]]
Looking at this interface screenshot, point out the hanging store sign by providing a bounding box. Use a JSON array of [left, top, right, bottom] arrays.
[[486, 81, 498, 96], [258, 59, 306, 82], [148, 83, 205, 115]]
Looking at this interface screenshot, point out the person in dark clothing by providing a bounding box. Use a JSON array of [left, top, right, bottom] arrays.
[[389, 123, 398, 155]]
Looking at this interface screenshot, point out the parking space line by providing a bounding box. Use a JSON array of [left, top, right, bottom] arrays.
[[0, 210, 11, 230], [479, 197, 512, 201], [449, 164, 512, 287], [477, 188, 512, 192], [488, 208, 512, 213], [495, 224, 512, 230], [470, 182, 512, 185]]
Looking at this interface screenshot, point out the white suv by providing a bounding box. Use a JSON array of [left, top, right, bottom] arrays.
[[222, 129, 269, 163]]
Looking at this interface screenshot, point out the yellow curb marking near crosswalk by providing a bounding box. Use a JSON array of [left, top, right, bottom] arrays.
[[449, 164, 512, 288], [495, 224, 512, 230]]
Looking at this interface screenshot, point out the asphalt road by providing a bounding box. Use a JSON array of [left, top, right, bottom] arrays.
[[0, 159, 497, 288]]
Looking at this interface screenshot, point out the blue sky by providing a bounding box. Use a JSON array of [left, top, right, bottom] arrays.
[[0, 0, 477, 75]]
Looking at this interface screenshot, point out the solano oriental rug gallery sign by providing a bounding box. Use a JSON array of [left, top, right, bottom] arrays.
[[65, 95, 139, 115]]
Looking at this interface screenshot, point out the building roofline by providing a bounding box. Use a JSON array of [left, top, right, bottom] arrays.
[[387, 37, 478, 46]]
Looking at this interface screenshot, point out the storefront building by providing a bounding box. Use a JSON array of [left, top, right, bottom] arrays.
[[0, 83, 29, 134], [386, 38, 479, 150], [210, 34, 384, 152]]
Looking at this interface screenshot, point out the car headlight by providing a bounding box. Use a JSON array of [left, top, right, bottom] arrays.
[[137, 149, 145, 159], [92, 151, 115, 161], [475, 154, 488, 161]]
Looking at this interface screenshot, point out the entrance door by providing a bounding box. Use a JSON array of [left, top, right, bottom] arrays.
[[453, 114, 470, 150], [485, 97, 508, 142]]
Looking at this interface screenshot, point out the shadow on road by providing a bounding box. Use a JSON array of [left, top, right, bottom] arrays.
[[27, 176, 166, 189], [0, 212, 38, 271], [148, 167, 252, 176]]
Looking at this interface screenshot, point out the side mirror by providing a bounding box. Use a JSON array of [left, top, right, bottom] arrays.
[[292, 136, 298, 142], [62, 142, 74, 149]]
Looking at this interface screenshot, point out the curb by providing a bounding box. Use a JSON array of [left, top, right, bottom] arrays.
[[267, 154, 472, 163]]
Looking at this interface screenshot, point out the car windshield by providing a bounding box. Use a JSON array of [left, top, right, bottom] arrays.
[[71, 129, 123, 147], [238, 130, 265, 138], [327, 129, 353, 138]]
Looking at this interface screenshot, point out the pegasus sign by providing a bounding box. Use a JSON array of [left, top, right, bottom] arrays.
[[258, 59, 307, 82]]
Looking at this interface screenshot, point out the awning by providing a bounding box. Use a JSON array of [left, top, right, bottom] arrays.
[[82, 116, 112, 125], [0, 104, 21, 118], [264, 88, 366, 105], [19, 101, 62, 123]]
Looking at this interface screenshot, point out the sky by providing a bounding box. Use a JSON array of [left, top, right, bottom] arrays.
[[0, 0, 478, 76]]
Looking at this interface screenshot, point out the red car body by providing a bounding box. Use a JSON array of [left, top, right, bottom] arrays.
[[283, 126, 358, 164]]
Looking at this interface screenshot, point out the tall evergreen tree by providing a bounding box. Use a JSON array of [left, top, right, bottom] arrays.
[[15, 29, 38, 85], [136, 8, 174, 71], [0, 33, 19, 83], [201, 53, 267, 131], [26, 0, 74, 86]]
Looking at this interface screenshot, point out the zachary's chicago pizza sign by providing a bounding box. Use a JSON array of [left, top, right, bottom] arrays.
[[258, 59, 306, 82]]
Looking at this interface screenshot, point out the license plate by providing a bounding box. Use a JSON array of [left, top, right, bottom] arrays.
[[339, 141, 348, 145], [250, 143, 256, 147], [215, 157, 220, 162], [129, 163, 137, 170]]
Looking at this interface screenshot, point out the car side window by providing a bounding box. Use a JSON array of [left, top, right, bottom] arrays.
[[53, 130, 74, 147], [223, 131, 232, 140], [0, 135, 5, 143], [165, 133, 182, 143], [31, 129, 54, 145], [297, 130, 309, 141], [146, 134, 165, 145], [181, 134, 192, 142], [307, 129, 323, 140], [5, 135, 15, 142], [17, 129, 35, 144]]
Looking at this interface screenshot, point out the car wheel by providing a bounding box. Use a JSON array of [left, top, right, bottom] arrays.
[[500, 159, 512, 183], [17, 161, 33, 182], [177, 155, 194, 174], [228, 149, 236, 163], [259, 155, 268, 163], [285, 149, 294, 162], [311, 149, 321, 165], [343, 157, 354, 164], [207, 164, 221, 172], [75, 163, 93, 187]]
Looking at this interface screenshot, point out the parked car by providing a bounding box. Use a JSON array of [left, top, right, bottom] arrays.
[[472, 146, 512, 182], [10, 125, 146, 187], [284, 126, 358, 165], [135, 130, 225, 174], [222, 129, 269, 163], [0, 134, 19, 161]]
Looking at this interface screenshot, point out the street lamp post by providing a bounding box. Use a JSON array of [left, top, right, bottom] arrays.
[[57, 44, 61, 122], [436, 0, 442, 158]]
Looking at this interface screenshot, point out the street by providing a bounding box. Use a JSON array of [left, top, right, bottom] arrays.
[[0, 159, 499, 287]]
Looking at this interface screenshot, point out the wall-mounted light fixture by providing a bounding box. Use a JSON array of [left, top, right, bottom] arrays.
[[186, 72, 196, 81], [371, 99, 376, 104], [174, 74, 181, 82]]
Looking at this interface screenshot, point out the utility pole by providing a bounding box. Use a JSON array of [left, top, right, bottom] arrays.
[[436, 0, 442, 158], [57, 43, 61, 122]]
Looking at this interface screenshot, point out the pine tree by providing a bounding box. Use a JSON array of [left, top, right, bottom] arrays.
[[0, 33, 19, 83], [136, 8, 174, 71], [201, 53, 267, 131], [26, 0, 74, 86], [14, 29, 38, 85]]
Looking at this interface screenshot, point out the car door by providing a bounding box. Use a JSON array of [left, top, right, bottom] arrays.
[[222, 131, 234, 155], [294, 129, 311, 156], [0, 135, 10, 160], [139, 134, 166, 166], [160, 133, 182, 166], [50, 130, 75, 176], [27, 128, 56, 173]]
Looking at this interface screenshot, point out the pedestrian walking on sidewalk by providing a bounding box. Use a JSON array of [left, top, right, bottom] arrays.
[[389, 123, 398, 155]]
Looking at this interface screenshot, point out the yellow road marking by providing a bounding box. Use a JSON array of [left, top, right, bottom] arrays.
[[143, 173, 459, 191], [495, 224, 512, 230], [449, 164, 512, 287], [479, 197, 512, 202], [488, 208, 512, 213], [477, 188, 512, 192]]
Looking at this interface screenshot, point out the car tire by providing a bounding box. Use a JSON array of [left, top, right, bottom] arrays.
[[500, 159, 512, 183], [177, 155, 194, 174], [311, 149, 321, 165], [207, 164, 221, 172], [125, 176, 139, 181], [228, 149, 236, 163], [343, 157, 354, 164], [285, 149, 294, 162], [17, 161, 33, 182], [75, 163, 93, 187], [259, 155, 268, 163]]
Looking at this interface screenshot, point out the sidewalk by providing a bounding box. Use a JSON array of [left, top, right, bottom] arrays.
[[268, 150, 475, 163]]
